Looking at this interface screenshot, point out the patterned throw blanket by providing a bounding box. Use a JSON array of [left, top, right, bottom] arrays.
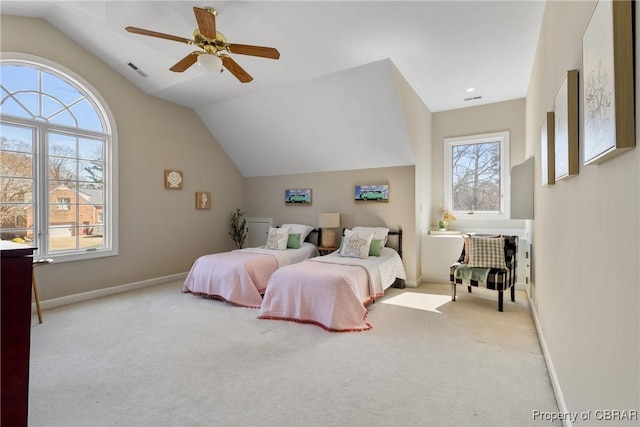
[[455, 264, 490, 282]]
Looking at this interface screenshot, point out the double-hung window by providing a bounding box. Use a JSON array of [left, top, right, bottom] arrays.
[[1, 55, 118, 262], [444, 131, 510, 220]]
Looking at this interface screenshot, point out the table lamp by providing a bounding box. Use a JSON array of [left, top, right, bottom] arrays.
[[318, 212, 340, 247]]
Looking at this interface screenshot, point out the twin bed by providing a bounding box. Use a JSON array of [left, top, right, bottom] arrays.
[[183, 225, 406, 331], [183, 224, 318, 308]]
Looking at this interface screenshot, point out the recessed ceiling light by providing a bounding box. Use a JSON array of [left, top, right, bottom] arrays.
[[466, 87, 476, 93]]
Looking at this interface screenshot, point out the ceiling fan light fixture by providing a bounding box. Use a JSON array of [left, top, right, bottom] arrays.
[[197, 53, 223, 73], [125, 5, 278, 82]]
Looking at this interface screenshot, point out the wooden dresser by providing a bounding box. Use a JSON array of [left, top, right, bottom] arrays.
[[1, 242, 36, 427]]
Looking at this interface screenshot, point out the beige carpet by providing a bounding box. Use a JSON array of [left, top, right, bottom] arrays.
[[28, 281, 559, 426]]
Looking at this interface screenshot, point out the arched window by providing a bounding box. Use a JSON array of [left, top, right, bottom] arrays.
[[1, 55, 118, 262]]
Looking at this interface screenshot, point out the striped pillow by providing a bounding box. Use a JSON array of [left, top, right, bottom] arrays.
[[469, 236, 507, 270]]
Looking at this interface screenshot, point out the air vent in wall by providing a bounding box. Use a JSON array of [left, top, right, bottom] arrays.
[[127, 62, 148, 78]]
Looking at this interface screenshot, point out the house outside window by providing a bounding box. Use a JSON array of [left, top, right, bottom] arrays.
[[0, 54, 118, 262], [444, 131, 510, 220]]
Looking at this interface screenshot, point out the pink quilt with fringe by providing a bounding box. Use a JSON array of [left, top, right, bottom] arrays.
[[183, 251, 278, 308], [258, 260, 374, 332]]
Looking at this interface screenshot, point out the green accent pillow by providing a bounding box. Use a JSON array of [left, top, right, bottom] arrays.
[[287, 233, 302, 249], [369, 238, 384, 256]]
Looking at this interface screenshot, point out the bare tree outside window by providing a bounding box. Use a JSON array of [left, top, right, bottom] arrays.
[[452, 141, 500, 212], [444, 131, 510, 219], [0, 134, 34, 240]]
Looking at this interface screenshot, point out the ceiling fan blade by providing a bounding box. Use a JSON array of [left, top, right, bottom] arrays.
[[221, 56, 253, 83], [125, 26, 191, 44], [227, 44, 280, 60], [193, 7, 217, 40], [170, 52, 199, 72]]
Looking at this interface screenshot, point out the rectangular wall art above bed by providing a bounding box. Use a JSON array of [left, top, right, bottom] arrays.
[[354, 185, 389, 202], [284, 189, 312, 205]]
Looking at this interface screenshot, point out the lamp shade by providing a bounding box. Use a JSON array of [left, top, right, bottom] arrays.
[[197, 53, 223, 72], [318, 212, 340, 228]]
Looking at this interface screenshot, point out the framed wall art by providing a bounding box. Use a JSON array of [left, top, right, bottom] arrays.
[[195, 192, 211, 210], [541, 111, 555, 187], [164, 169, 183, 189], [554, 69, 579, 181], [354, 184, 389, 202], [582, 0, 635, 165], [284, 189, 312, 205]]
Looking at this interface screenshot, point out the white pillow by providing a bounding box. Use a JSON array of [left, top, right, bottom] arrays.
[[339, 229, 374, 259], [265, 227, 290, 251], [280, 223, 314, 242], [352, 226, 390, 244]]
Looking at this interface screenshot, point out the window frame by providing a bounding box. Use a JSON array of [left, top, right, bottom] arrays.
[[444, 131, 510, 220], [1, 53, 118, 263]]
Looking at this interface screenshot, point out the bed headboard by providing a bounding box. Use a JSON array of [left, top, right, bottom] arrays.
[[306, 228, 320, 245], [387, 229, 403, 259], [336, 227, 402, 258]]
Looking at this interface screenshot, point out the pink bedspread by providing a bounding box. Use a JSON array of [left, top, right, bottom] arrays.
[[183, 251, 278, 308], [258, 260, 374, 332]]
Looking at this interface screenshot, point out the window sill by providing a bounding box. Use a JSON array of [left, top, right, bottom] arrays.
[[41, 248, 118, 263]]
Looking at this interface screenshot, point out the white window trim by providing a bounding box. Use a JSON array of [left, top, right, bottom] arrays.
[[1, 52, 119, 263], [444, 130, 510, 220]]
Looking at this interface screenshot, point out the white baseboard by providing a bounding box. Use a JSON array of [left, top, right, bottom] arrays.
[[34, 272, 188, 311], [528, 292, 571, 427], [405, 278, 419, 288]]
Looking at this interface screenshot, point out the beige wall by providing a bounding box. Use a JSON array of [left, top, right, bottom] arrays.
[[392, 63, 433, 283], [431, 98, 528, 232], [527, 1, 639, 421], [1, 15, 245, 300], [244, 166, 418, 284]]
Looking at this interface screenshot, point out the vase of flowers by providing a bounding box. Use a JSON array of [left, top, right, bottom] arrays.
[[439, 206, 456, 231]]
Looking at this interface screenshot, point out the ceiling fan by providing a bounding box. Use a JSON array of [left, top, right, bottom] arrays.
[[125, 6, 280, 83]]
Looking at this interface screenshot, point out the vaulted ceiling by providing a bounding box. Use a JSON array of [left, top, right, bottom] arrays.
[[1, 1, 545, 177]]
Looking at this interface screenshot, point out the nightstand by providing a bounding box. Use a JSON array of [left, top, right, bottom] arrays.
[[317, 246, 338, 256]]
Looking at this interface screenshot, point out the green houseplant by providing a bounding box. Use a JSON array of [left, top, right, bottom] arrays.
[[229, 208, 248, 249]]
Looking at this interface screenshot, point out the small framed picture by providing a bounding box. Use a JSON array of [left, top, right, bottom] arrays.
[[541, 111, 555, 187], [195, 192, 211, 209], [285, 189, 312, 205], [355, 184, 389, 202], [165, 169, 183, 189], [554, 70, 579, 181]]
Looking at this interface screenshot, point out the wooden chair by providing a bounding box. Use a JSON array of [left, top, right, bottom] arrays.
[[32, 259, 53, 324]]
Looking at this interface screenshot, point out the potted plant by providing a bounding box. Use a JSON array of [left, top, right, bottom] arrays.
[[229, 208, 248, 249]]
